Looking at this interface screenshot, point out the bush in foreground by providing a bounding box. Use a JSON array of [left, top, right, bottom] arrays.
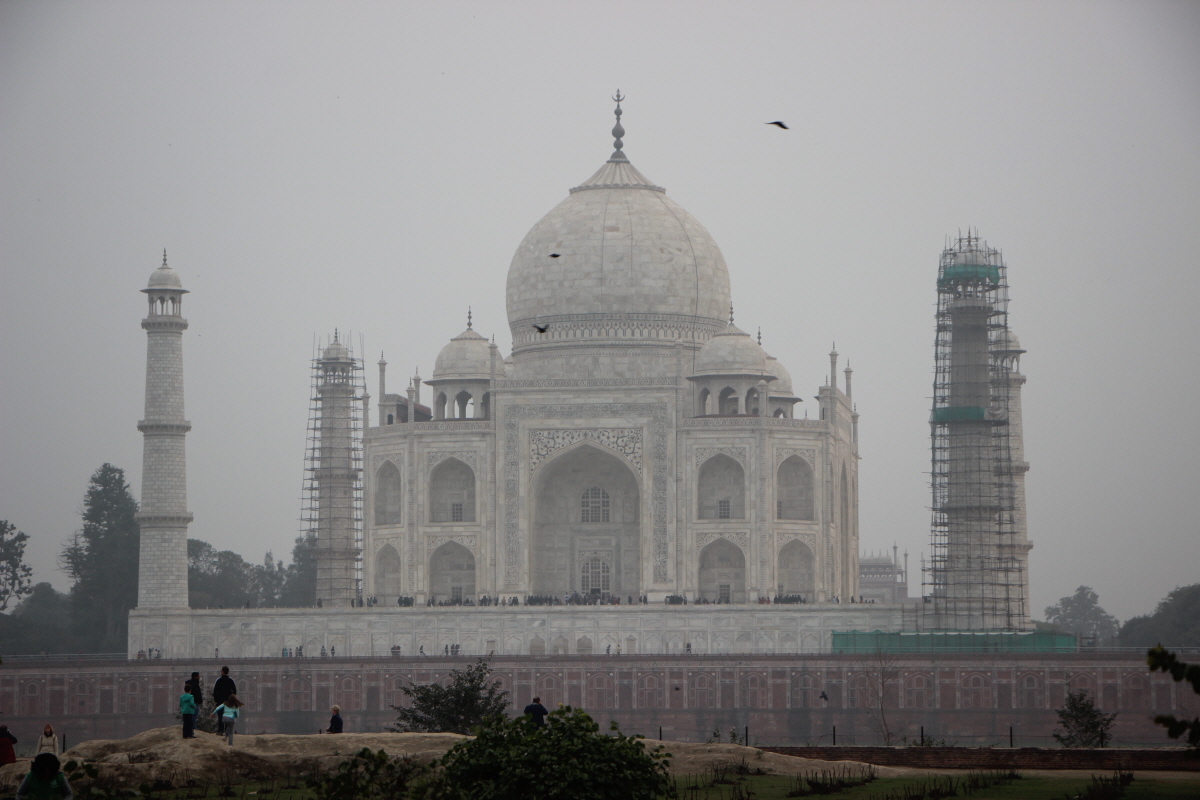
[[412, 706, 676, 800]]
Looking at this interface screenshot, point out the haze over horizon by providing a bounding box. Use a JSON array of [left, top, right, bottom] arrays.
[[2, 1, 1198, 623]]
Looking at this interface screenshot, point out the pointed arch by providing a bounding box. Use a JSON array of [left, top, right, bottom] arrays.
[[697, 387, 711, 416], [374, 461, 402, 525], [698, 537, 746, 603], [374, 543, 402, 599], [428, 541, 475, 603], [697, 454, 745, 519], [718, 387, 739, 416], [777, 539, 815, 598], [429, 458, 475, 522], [777, 455, 814, 520]]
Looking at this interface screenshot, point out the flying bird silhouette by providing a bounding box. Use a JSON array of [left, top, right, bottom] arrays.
[[549, 253, 561, 258], [819, 691, 829, 701], [766, 121, 789, 129], [533, 324, 549, 333]]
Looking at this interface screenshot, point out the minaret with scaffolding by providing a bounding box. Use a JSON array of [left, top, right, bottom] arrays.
[[303, 332, 364, 607], [926, 232, 1031, 630]]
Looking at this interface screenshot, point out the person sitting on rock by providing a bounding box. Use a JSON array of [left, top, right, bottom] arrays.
[[16, 753, 72, 800]]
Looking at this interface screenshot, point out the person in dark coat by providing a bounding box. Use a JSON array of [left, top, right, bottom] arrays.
[[212, 666, 236, 735], [16, 753, 73, 800], [523, 697, 549, 727], [185, 672, 203, 708], [326, 705, 343, 733], [0, 725, 17, 765]]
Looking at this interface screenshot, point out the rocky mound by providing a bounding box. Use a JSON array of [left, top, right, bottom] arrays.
[[0, 727, 905, 791]]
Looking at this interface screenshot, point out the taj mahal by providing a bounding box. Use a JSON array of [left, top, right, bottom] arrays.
[[128, 97, 1030, 659]]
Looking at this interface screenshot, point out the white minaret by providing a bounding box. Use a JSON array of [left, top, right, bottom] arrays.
[[136, 251, 193, 608]]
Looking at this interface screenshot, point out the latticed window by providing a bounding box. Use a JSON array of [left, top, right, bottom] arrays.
[[581, 487, 610, 523], [451, 502, 464, 522], [581, 555, 611, 591], [717, 499, 731, 519]]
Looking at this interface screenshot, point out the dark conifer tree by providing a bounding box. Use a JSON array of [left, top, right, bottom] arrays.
[[61, 464, 140, 652]]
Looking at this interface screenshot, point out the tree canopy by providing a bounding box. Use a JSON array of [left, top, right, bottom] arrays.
[[60, 464, 140, 652], [1043, 585, 1119, 643], [414, 707, 675, 800], [1053, 689, 1117, 748], [1121, 584, 1200, 648], [390, 658, 509, 735], [1147, 646, 1200, 748], [0, 520, 33, 612]]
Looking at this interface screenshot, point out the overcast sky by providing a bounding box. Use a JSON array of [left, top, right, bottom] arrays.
[[2, 1, 1197, 622]]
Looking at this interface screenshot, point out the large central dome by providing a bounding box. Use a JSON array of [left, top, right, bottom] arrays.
[[505, 101, 732, 379]]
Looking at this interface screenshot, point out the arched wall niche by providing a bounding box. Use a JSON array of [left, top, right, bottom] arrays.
[[697, 454, 745, 520], [698, 537, 746, 603], [374, 543, 402, 599], [531, 444, 641, 597], [777, 456, 815, 520], [429, 458, 476, 522], [777, 539, 815, 598], [428, 541, 475, 603], [375, 461, 402, 525]]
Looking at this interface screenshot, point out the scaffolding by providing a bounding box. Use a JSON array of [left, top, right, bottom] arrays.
[[924, 231, 1028, 631], [301, 331, 365, 607]]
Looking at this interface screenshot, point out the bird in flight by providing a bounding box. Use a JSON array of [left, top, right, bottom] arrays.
[[766, 121, 789, 129], [819, 691, 829, 701], [549, 253, 561, 258], [533, 324, 549, 333]]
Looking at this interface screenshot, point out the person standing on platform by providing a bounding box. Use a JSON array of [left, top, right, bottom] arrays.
[[185, 672, 203, 709], [37, 725, 60, 756], [212, 666, 236, 735], [180, 682, 198, 739], [0, 725, 18, 766], [326, 705, 343, 734]]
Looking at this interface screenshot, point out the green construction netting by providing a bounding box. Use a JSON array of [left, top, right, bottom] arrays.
[[939, 264, 1001, 284], [932, 406, 986, 422], [831, 630, 1077, 654]]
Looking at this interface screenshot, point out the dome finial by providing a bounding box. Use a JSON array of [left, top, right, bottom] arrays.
[[162, 248, 168, 267], [729, 302, 735, 325], [334, 328, 339, 343], [757, 327, 762, 345], [610, 90, 627, 161], [467, 306, 473, 329]]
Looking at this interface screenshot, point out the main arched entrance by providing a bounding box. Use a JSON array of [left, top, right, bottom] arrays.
[[532, 444, 641, 598], [429, 541, 475, 604], [698, 538, 746, 603]]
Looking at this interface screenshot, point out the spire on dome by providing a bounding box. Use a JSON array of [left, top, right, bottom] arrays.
[[467, 306, 473, 329], [162, 248, 168, 267], [757, 327, 762, 345], [729, 303, 735, 325], [610, 90, 626, 162]]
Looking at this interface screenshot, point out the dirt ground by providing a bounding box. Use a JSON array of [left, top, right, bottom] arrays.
[[0, 727, 909, 790]]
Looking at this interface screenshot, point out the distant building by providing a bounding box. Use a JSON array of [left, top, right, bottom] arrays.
[[858, 548, 908, 605]]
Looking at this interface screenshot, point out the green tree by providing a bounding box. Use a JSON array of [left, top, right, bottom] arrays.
[[1121, 584, 1200, 648], [60, 464, 140, 652], [1053, 689, 1118, 748], [0, 520, 34, 612], [390, 658, 509, 735], [1044, 586, 1119, 643], [1147, 646, 1200, 748], [279, 532, 318, 607], [0, 582, 76, 655], [413, 706, 675, 800], [309, 748, 425, 800]]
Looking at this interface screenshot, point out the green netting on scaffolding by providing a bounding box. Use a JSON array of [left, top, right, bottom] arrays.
[[831, 630, 1077, 654], [931, 406, 987, 422], [938, 263, 1001, 284]]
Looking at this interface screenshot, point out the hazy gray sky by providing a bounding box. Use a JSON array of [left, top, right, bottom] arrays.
[[2, 1, 1198, 622]]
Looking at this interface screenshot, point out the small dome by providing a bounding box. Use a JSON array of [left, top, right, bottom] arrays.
[[432, 327, 492, 381], [692, 323, 776, 379], [765, 354, 795, 395], [992, 329, 1024, 353], [144, 252, 186, 293], [322, 338, 351, 361]]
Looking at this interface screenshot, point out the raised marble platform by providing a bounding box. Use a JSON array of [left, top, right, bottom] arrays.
[[128, 602, 919, 660]]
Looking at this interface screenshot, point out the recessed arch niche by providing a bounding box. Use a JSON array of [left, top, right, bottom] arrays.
[[777, 456, 814, 520], [429, 458, 475, 522], [777, 539, 815, 598], [374, 461, 402, 525], [428, 541, 475, 603], [532, 444, 640, 597], [697, 454, 745, 520], [698, 538, 746, 603], [374, 543, 402, 600]]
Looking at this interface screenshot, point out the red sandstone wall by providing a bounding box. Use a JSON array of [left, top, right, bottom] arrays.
[[0, 653, 1180, 750]]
